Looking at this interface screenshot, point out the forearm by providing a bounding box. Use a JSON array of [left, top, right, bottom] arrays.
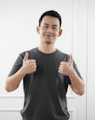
[[5, 67, 26, 92], [69, 69, 85, 95]]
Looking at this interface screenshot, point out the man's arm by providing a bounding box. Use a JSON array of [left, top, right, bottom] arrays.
[[5, 67, 26, 92], [58, 54, 85, 95], [5, 52, 37, 92], [68, 67, 85, 95]]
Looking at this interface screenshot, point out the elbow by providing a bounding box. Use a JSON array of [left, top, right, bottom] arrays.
[[5, 84, 16, 92], [5, 83, 12, 92], [74, 88, 85, 96], [78, 81, 85, 96], [5, 80, 16, 92], [5, 87, 11, 92], [78, 84, 85, 96], [5, 77, 12, 92], [78, 89, 85, 96], [72, 83, 85, 96], [5, 87, 10, 92], [5, 76, 17, 92]]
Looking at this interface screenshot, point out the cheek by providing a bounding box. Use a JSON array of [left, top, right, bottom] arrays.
[[38, 30, 43, 36], [55, 31, 60, 35], [54, 33, 59, 38]]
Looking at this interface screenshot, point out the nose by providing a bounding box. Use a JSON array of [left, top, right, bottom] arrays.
[[47, 27, 53, 33]]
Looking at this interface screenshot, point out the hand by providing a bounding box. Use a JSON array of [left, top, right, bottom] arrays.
[[22, 52, 37, 74], [58, 54, 73, 76]]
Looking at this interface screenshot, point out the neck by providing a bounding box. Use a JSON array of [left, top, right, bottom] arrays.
[[38, 44, 56, 54]]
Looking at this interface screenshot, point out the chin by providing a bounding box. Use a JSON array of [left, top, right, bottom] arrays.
[[45, 39, 53, 44]]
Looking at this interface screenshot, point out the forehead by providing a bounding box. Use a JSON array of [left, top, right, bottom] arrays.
[[41, 16, 60, 26]]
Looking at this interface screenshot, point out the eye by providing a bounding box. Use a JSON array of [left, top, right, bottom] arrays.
[[42, 25, 48, 29], [52, 26, 58, 30], [52, 27, 57, 29]]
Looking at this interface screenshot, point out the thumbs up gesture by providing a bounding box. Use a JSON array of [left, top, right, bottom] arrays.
[[22, 52, 37, 74], [58, 54, 73, 76]]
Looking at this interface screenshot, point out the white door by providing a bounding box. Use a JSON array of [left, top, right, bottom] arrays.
[[87, 0, 95, 119], [0, 0, 87, 120]]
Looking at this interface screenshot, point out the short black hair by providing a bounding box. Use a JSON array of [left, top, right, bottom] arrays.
[[39, 10, 62, 28]]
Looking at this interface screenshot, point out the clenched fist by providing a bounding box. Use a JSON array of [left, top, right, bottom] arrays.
[[58, 54, 73, 76], [22, 52, 37, 74]]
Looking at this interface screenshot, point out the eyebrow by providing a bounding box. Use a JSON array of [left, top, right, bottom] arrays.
[[43, 23, 58, 27]]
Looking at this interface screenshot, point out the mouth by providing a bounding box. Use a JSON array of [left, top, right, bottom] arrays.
[[45, 34, 53, 38]]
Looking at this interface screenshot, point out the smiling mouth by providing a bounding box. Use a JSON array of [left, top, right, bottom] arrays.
[[45, 35, 53, 38]]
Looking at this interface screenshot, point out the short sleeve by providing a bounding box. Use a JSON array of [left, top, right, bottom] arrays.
[[8, 54, 23, 76], [65, 55, 83, 86], [73, 60, 83, 80]]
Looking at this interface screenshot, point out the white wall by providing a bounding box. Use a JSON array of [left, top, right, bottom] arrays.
[[0, 0, 73, 96]]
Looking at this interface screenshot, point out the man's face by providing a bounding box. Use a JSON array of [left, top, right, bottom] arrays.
[[37, 16, 62, 45]]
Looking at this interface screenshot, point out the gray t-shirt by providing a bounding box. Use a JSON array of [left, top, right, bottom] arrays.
[[8, 47, 82, 120]]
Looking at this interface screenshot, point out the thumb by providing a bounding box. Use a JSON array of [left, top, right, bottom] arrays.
[[68, 54, 73, 64], [23, 52, 29, 61]]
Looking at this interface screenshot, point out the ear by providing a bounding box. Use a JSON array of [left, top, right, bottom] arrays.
[[58, 29, 63, 37], [36, 26, 40, 34]]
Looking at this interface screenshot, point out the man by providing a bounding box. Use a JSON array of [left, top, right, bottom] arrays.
[[5, 10, 85, 120]]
